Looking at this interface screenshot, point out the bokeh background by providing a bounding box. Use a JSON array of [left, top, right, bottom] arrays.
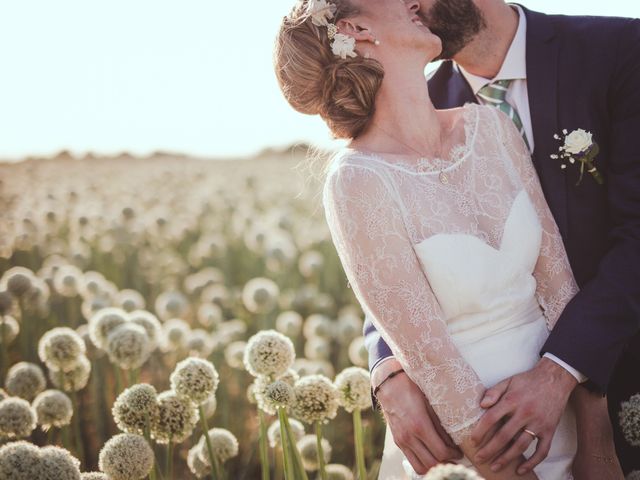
[[0, 1, 639, 479]]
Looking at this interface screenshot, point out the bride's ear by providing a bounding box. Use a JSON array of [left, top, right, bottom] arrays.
[[335, 17, 376, 44]]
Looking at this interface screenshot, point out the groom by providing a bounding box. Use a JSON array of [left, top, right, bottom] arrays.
[[363, 0, 640, 476]]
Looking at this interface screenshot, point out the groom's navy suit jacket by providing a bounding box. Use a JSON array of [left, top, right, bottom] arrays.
[[363, 7, 640, 410]]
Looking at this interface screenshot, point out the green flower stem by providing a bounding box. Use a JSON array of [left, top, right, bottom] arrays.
[[166, 437, 173, 480], [0, 315, 7, 381], [114, 365, 124, 397], [70, 389, 85, 468], [277, 408, 295, 480], [282, 411, 308, 480], [144, 419, 157, 480], [353, 409, 367, 480], [258, 409, 271, 480], [198, 404, 222, 480], [315, 421, 328, 480]]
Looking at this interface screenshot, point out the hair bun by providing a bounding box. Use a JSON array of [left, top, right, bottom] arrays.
[[274, 0, 384, 139]]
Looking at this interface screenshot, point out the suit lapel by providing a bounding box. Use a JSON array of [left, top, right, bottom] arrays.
[[523, 7, 569, 239], [428, 61, 478, 109]]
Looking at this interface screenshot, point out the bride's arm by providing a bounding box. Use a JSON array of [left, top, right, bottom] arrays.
[[323, 159, 537, 478]]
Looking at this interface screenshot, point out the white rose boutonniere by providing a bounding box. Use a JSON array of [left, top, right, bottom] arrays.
[[551, 128, 604, 186]]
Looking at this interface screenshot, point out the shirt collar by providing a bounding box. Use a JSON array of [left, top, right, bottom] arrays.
[[458, 4, 528, 94]]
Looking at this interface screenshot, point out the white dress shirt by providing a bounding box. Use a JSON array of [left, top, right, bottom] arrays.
[[371, 5, 587, 388]]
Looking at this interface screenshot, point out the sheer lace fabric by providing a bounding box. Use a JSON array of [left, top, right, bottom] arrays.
[[322, 103, 579, 443]]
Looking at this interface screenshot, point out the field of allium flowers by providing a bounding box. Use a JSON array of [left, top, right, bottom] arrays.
[[0, 150, 391, 480]]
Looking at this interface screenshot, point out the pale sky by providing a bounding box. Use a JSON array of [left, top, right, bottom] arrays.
[[0, 1, 638, 161]]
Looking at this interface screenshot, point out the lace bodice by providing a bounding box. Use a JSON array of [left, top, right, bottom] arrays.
[[322, 103, 579, 443]]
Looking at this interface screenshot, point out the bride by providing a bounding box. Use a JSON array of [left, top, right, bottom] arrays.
[[273, 0, 617, 478]]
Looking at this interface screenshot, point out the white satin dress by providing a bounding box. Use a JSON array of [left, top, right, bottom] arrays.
[[322, 104, 578, 479]]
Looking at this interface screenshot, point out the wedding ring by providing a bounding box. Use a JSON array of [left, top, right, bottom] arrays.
[[523, 428, 538, 440]]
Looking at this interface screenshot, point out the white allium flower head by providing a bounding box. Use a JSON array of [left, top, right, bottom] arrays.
[[303, 314, 333, 339], [88, 307, 128, 350], [81, 473, 109, 480], [275, 311, 303, 337], [0, 315, 20, 345], [334, 367, 371, 412], [115, 289, 146, 313], [309, 359, 335, 378], [49, 355, 91, 392], [620, 393, 640, 447], [267, 417, 305, 448], [337, 313, 363, 342], [52, 265, 84, 298], [5, 362, 46, 400], [217, 318, 247, 345], [186, 328, 215, 358], [1, 266, 34, 297], [196, 428, 239, 466], [0, 397, 37, 439], [326, 463, 355, 480], [277, 368, 300, 387], [297, 434, 332, 471], [39, 445, 81, 480], [162, 318, 191, 351], [152, 390, 199, 444], [247, 381, 259, 405], [291, 374, 339, 424], [112, 383, 158, 435], [106, 323, 152, 370], [33, 389, 73, 430], [422, 462, 483, 479], [244, 329, 295, 378], [224, 341, 247, 370], [38, 327, 86, 372], [347, 336, 368, 368], [200, 395, 217, 419], [99, 433, 154, 480], [197, 303, 223, 328], [0, 441, 41, 480], [187, 444, 211, 479], [304, 336, 331, 360], [298, 250, 324, 278], [128, 310, 162, 350], [241, 277, 280, 314], [154, 290, 188, 322], [626, 471, 640, 480], [255, 379, 295, 415], [170, 357, 219, 405]]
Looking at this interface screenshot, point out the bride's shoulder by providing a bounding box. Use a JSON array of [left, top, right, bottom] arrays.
[[326, 147, 382, 176]]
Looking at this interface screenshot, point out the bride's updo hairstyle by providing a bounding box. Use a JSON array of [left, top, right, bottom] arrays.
[[274, 0, 384, 139]]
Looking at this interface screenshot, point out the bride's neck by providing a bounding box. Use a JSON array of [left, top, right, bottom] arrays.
[[353, 63, 443, 156]]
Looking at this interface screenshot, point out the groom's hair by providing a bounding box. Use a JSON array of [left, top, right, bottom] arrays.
[[420, 0, 487, 59], [274, 0, 384, 139]]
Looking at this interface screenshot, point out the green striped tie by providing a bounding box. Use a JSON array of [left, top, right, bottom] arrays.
[[477, 79, 530, 151]]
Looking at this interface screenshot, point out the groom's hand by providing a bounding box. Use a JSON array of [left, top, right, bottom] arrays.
[[374, 358, 463, 475], [471, 357, 578, 475]]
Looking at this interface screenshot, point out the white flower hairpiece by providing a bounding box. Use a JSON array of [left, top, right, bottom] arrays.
[[307, 0, 336, 27], [332, 33, 357, 59], [306, 0, 357, 59]]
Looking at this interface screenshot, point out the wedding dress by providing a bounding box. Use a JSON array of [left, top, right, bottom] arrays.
[[322, 103, 578, 480]]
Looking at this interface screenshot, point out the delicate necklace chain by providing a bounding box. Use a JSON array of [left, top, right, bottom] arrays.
[[369, 122, 454, 184]]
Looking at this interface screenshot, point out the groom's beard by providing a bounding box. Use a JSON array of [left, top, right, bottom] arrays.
[[419, 0, 487, 60]]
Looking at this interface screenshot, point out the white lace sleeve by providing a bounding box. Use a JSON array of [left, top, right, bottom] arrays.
[[493, 109, 580, 330], [322, 160, 485, 443]]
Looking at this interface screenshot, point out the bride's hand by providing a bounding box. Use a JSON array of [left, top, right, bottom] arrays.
[[374, 359, 463, 475], [570, 387, 624, 480]]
